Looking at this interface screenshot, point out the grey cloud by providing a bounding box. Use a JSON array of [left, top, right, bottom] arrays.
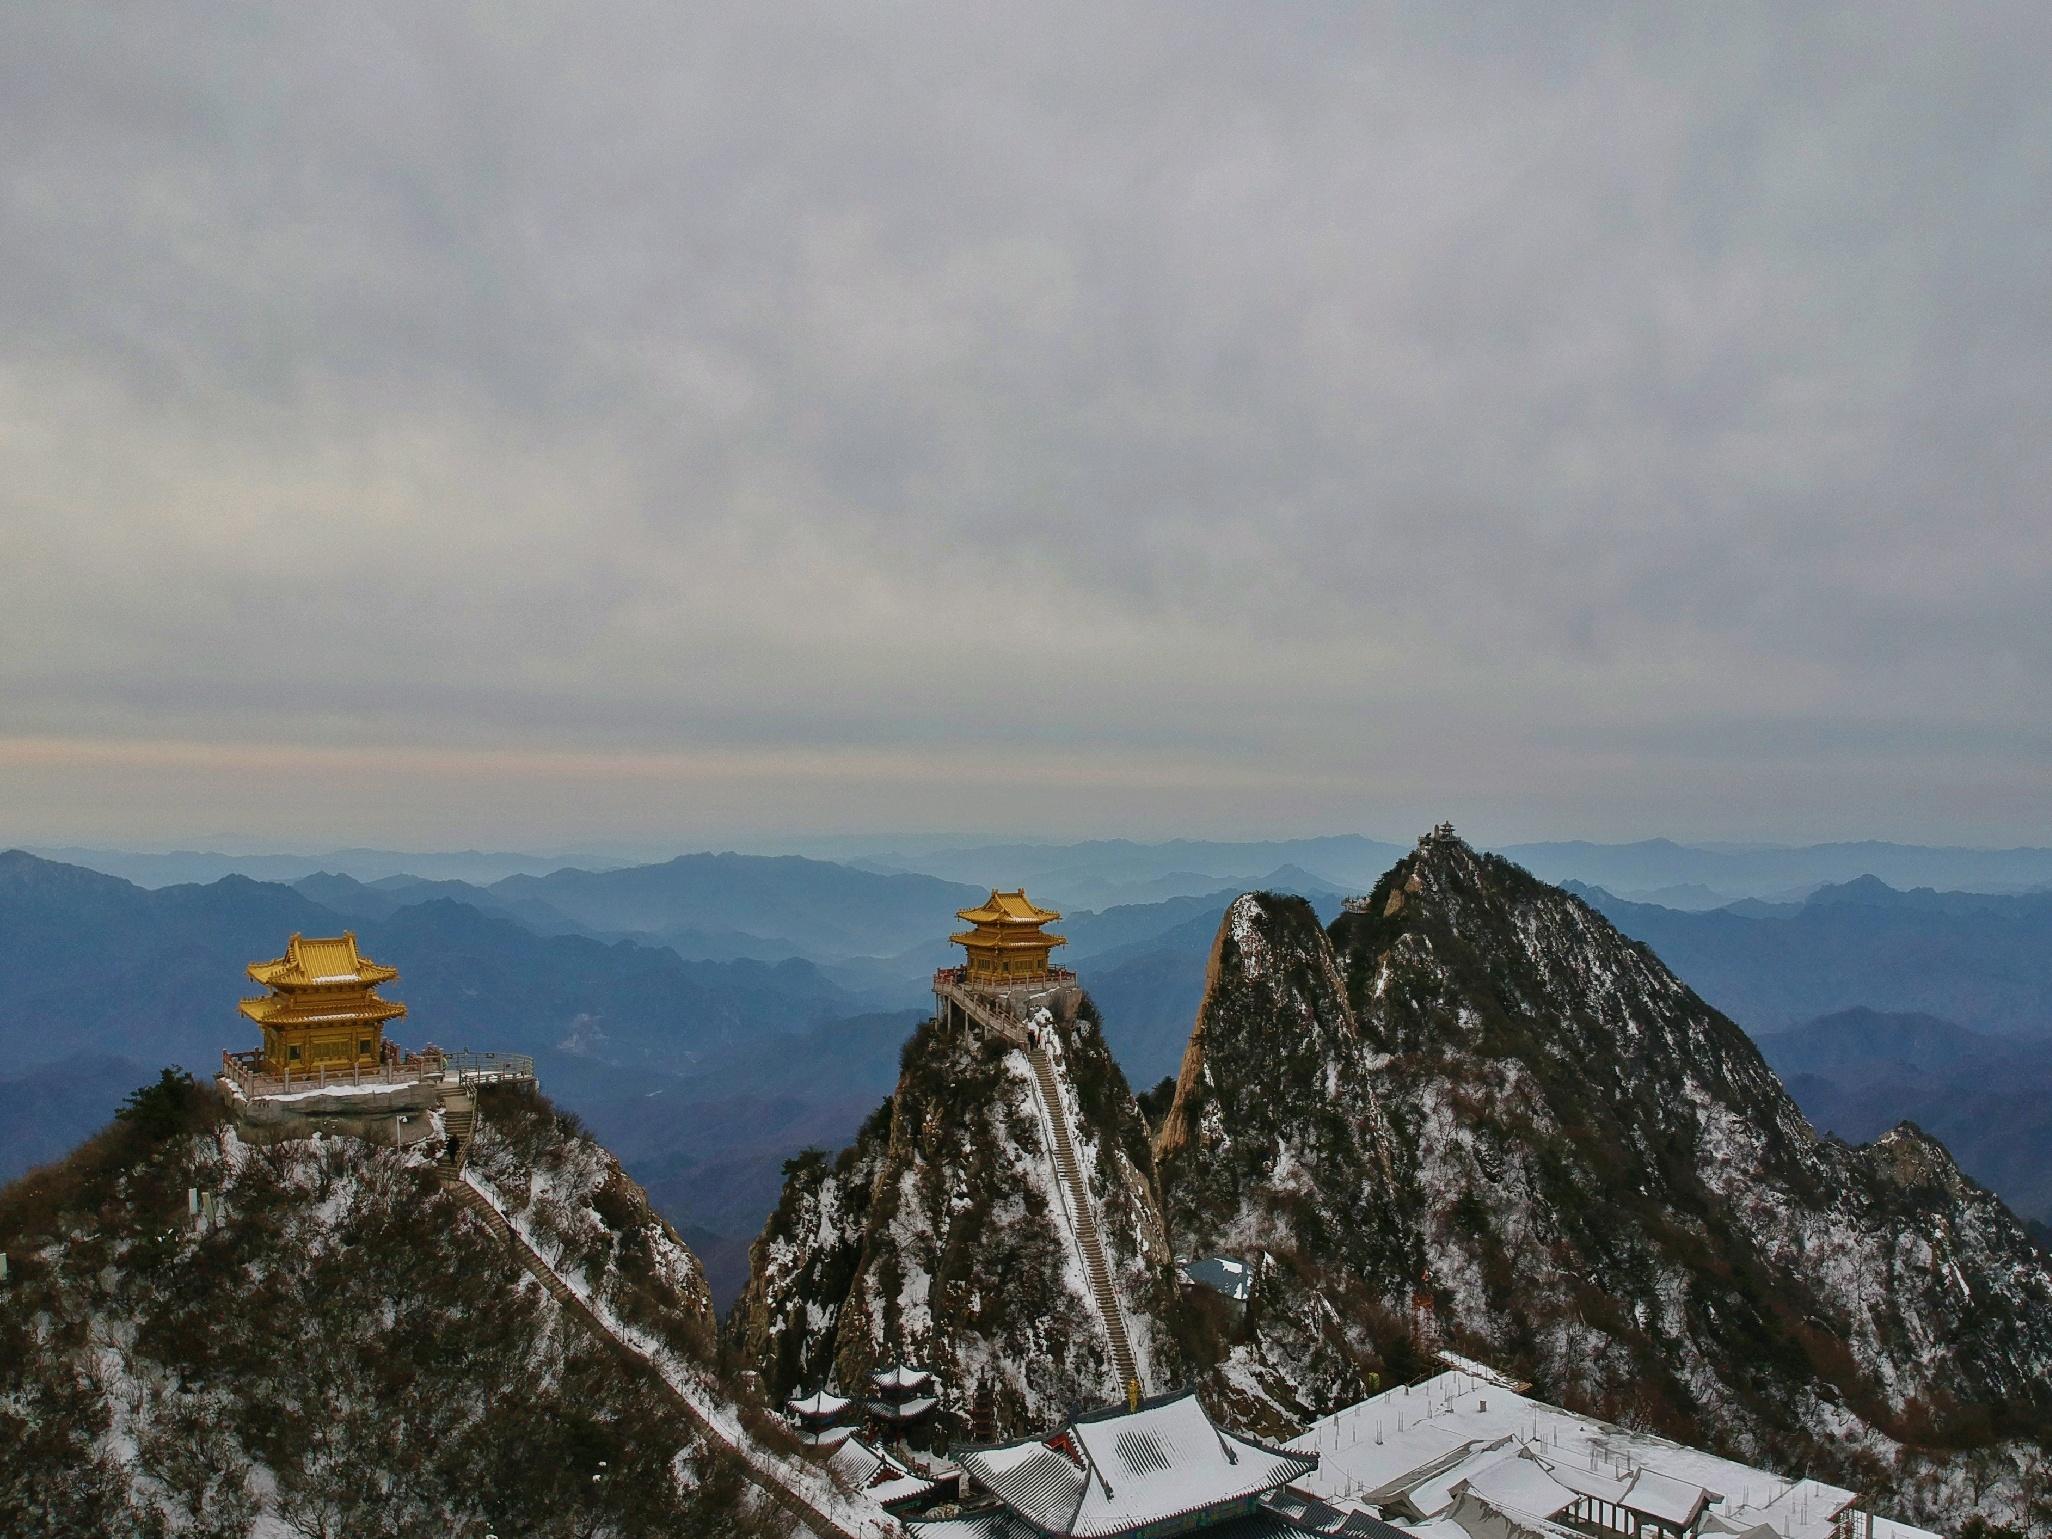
[[2, 1, 2048, 844]]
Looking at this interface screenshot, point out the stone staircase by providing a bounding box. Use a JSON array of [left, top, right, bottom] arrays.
[[445, 1175, 863, 1539], [1026, 1043, 1138, 1395], [439, 1084, 476, 1176]]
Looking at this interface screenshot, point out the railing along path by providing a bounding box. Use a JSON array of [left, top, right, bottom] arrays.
[[219, 1049, 536, 1100]]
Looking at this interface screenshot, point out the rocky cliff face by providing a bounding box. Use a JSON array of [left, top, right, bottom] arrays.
[[732, 999, 1186, 1437], [0, 1073, 770, 1538], [1151, 891, 1414, 1428], [1158, 835, 2052, 1521]]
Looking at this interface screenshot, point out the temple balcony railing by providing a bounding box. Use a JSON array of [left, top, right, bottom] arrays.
[[932, 965, 1077, 993], [219, 1048, 536, 1101]]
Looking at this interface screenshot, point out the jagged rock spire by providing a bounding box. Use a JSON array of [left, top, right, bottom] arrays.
[[1155, 892, 1398, 1261], [732, 998, 1186, 1439]]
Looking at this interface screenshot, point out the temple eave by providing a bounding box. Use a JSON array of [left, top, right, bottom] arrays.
[[238, 997, 408, 1026], [949, 930, 1067, 950], [247, 965, 400, 989], [954, 890, 1063, 926]]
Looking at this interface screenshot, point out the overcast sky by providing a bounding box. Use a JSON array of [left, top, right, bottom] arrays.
[[3, 3, 2048, 851]]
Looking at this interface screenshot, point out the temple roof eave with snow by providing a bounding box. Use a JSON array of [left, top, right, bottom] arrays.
[[956, 1390, 1317, 1539], [787, 1388, 852, 1420], [873, 1362, 937, 1392]]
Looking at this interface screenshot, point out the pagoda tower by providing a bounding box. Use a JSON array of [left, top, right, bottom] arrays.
[[238, 932, 406, 1076], [867, 1362, 941, 1433], [950, 889, 1066, 986], [785, 1388, 855, 1450]]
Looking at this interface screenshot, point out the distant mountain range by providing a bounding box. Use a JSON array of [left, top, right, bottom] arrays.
[[1569, 876, 2052, 1035], [10, 836, 2052, 1300], [17, 844, 632, 887], [1758, 1007, 2052, 1234], [34, 831, 2052, 905], [491, 852, 986, 957], [850, 835, 1406, 910], [0, 847, 1341, 1301], [1503, 836, 2052, 899], [0, 850, 857, 1198], [0, 851, 855, 1081]]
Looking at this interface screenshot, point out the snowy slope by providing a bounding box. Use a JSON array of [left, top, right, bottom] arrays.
[[1155, 834, 2052, 1530], [0, 1077, 779, 1536]]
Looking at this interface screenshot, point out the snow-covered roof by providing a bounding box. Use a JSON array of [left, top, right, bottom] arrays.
[[796, 1424, 857, 1451], [1181, 1255, 1254, 1303], [827, 1436, 887, 1487], [1404, 1442, 1522, 1518], [1263, 1486, 1415, 1537], [870, 1394, 940, 1421], [870, 1464, 947, 1509], [909, 1509, 1306, 1539], [788, 1388, 852, 1419], [1441, 1488, 1586, 1539], [1457, 1453, 1580, 1522], [1536, 1457, 1632, 1506], [873, 1362, 936, 1391], [1289, 1371, 1940, 1539], [824, 1434, 947, 1509], [1400, 1520, 1477, 1539], [958, 1390, 1317, 1538], [961, 1440, 1089, 1532], [905, 1514, 1022, 1539], [1620, 1466, 1714, 1526]]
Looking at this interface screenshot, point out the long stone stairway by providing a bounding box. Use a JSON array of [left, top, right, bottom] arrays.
[[438, 1084, 476, 1176], [1026, 1043, 1139, 1395], [444, 1176, 864, 1539]]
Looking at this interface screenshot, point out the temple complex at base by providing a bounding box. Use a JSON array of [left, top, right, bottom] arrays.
[[238, 932, 406, 1075], [951, 889, 1067, 985]]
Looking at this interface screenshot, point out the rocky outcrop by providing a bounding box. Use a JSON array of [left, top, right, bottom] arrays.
[[1156, 891, 1400, 1261], [732, 999, 1186, 1437], [729, 1104, 892, 1398]]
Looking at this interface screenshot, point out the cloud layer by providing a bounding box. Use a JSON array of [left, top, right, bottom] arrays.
[[4, 3, 2048, 846]]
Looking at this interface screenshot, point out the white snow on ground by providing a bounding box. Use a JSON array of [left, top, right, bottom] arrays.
[[243, 1080, 424, 1102], [1227, 894, 1274, 969], [888, 1165, 937, 1343]]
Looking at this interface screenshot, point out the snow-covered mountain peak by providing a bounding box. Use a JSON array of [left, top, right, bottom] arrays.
[[1158, 850, 2052, 1527]]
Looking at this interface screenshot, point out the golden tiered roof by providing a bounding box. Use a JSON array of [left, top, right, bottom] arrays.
[[238, 931, 408, 1045], [951, 888, 1066, 985], [238, 991, 408, 1027], [247, 932, 398, 991], [955, 890, 1062, 927]]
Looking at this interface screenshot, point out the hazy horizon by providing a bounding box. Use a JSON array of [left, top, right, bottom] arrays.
[[16, 826, 2052, 864], [6, 5, 2048, 848]]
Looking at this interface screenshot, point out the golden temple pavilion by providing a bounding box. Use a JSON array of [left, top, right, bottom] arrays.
[[951, 889, 1066, 985], [238, 932, 406, 1075]]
